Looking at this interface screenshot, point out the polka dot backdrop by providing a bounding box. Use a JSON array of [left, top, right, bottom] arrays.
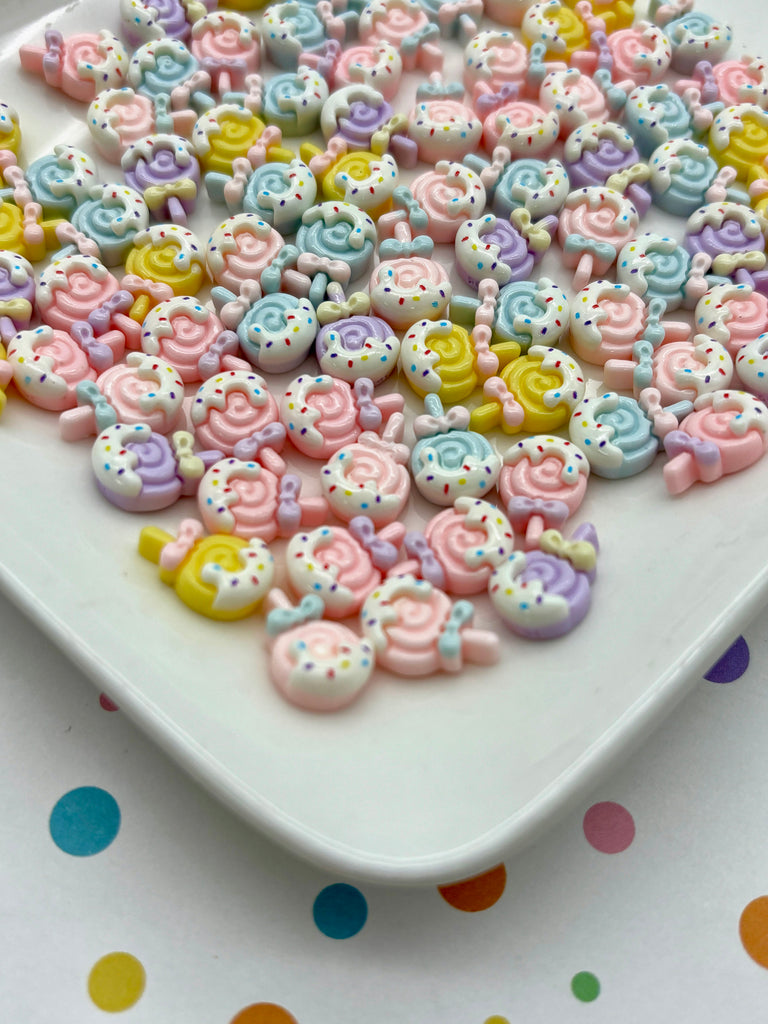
[[3, 0, 768, 1019]]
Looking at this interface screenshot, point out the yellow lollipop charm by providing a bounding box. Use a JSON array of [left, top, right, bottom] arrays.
[[138, 517, 275, 620], [192, 103, 268, 175], [124, 223, 207, 299], [0, 151, 64, 261], [470, 345, 586, 435]]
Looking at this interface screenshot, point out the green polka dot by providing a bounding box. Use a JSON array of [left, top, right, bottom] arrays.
[[571, 971, 600, 1002]]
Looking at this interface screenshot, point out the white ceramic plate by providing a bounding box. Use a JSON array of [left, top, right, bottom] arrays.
[[2, 0, 766, 884]]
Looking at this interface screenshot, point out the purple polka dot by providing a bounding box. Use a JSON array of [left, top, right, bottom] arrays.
[[704, 636, 749, 683]]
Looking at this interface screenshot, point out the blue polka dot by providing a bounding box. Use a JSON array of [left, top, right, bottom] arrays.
[[49, 786, 121, 856], [704, 636, 750, 683], [313, 883, 367, 939]]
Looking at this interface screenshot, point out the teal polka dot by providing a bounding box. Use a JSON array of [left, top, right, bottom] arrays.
[[313, 883, 367, 939], [49, 786, 121, 856]]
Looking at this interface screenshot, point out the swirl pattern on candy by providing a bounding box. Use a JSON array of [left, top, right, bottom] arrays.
[[463, 29, 531, 98], [684, 201, 768, 283], [638, 334, 734, 405], [408, 97, 481, 164], [0, 250, 35, 342], [319, 414, 410, 526], [332, 42, 403, 102], [319, 84, 393, 148], [664, 12, 732, 75], [315, 313, 400, 384], [286, 519, 406, 619], [60, 351, 185, 439], [192, 104, 266, 176], [616, 232, 701, 312], [360, 574, 499, 676], [410, 394, 501, 506], [492, 276, 569, 353], [70, 183, 149, 267], [265, 590, 375, 712], [190, 10, 260, 91], [235, 291, 317, 374], [455, 212, 554, 290], [281, 372, 403, 459], [206, 212, 284, 291], [6, 324, 99, 411], [623, 83, 692, 157], [648, 138, 721, 216], [262, 65, 329, 136], [480, 98, 560, 159], [92, 424, 213, 511], [499, 434, 589, 548], [87, 87, 157, 164], [19, 29, 128, 104], [409, 161, 486, 245], [709, 103, 768, 184], [122, 134, 201, 226], [694, 281, 768, 358], [470, 345, 586, 436], [488, 523, 599, 640], [26, 145, 98, 218], [262, 2, 334, 71], [490, 157, 570, 221], [662, 389, 768, 494], [569, 388, 689, 478], [398, 317, 486, 404], [190, 368, 281, 457], [139, 518, 275, 620], [400, 497, 515, 596], [120, 0, 192, 47], [125, 223, 206, 296], [226, 158, 317, 235], [558, 185, 640, 289], [296, 201, 377, 281], [141, 296, 234, 382], [198, 458, 327, 542]]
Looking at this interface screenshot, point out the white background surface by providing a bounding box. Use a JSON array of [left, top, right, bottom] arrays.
[[4, 0, 768, 1017]]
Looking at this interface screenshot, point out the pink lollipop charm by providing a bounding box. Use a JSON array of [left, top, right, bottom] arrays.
[[91, 425, 218, 511], [396, 497, 515, 596], [189, 368, 281, 461], [190, 11, 260, 95], [141, 296, 236, 383], [19, 28, 128, 103], [630, 334, 734, 405], [59, 351, 185, 440], [320, 413, 411, 526], [605, 21, 672, 87], [198, 459, 328, 542], [359, 0, 443, 74], [331, 42, 402, 101], [662, 390, 768, 494], [281, 373, 403, 459], [409, 160, 487, 245], [4, 324, 100, 411], [408, 94, 482, 163], [286, 519, 406, 619], [499, 435, 590, 549], [463, 29, 535, 100], [360, 574, 500, 676], [478, 93, 561, 160], [488, 523, 599, 640], [36, 254, 121, 332], [87, 88, 156, 163], [265, 590, 375, 711], [694, 281, 768, 360], [206, 213, 284, 292], [558, 186, 640, 290]]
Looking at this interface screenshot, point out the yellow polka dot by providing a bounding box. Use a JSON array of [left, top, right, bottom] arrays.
[[88, 952, 145, 1012]]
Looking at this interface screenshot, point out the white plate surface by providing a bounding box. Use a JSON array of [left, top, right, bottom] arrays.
[[1, 0, 766, 884]]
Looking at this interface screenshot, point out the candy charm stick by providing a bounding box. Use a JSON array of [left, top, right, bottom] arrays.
[[198, 458, 327, 541], [265, 590, 375, 712], [470, 345, 585, 436], [558, 185, 640, 290], [397, 497, 515, 596], [569, 388, 690, 478], [59, 352, 185, 439], [320, 412, 410, 526], [190, 11, 260, 93], [19, 29, 128, 103], [499, 435, 590, 548], [410, 394, 501, 505], [662, 390, 768, 494], [281, 372, 403, 459], [285, 520, 406, 619], [122, 134, 201, 226], [488, 523, 599, 640], [360, 574, 499, 676], [139, 518, 275, 620]]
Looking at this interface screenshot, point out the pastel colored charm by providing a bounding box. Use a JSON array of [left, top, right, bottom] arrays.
[[265, 590, 375, 711], [488, 523, 599, 640], [286, 520, 406, 619], [198, 459, 327, 541], [206, 213, 285, 291], [410, 393, 501, 506], [125, 223, 206, 296], [499, 434, 590, 548], [141, 297, 236, 383], [315, 313, 400, 384], [0, 250, 36, 343], [19, 29, 128, 103], [320, 413, 410, 526], [190, 368, 282, 459], [360, 574, 500, 676], [139, 518, 275, 620], [663, 390, 768, 494]]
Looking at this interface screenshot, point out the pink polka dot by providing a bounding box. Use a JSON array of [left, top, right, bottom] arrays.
[[99, 694, 119, 712], [583, 801, 635, 854]]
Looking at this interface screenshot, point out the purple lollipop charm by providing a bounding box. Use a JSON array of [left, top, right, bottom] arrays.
[[315, 311, 400, 384], [455, 210, 555, 290], [488, 523, 598, 639], [122, 134, 201, 225], [684, 200, 768, 291], [0, 251, 35, 342]]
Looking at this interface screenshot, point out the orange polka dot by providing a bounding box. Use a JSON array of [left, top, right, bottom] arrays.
[[230, 1003, 299, 1024], [437, 864, 507, 912], [740, 897, 768, 968]]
